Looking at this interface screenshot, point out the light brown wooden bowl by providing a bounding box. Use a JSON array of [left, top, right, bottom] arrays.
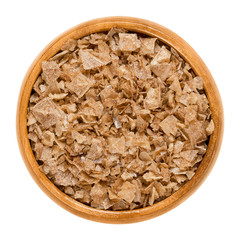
[[16, 16, 224, 224]]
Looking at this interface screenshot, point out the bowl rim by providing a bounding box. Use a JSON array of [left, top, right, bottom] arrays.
[[16, 16, 224, 224]]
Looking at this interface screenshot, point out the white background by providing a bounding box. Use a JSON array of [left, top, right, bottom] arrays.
[[0, 0, 239, 239]]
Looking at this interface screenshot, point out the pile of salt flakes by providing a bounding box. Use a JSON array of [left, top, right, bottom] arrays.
[[27, 28, 214, 210]]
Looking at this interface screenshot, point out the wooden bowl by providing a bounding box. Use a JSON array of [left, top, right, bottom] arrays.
[[16, 16, 224, 223]]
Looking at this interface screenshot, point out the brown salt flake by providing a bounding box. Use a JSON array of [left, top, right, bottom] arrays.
[[184, 105, 198, 124], [195, 143, 207, 155], [30, 124, 42, 139], [77, 38, 90, 49], [197, 94, 210, 113], [65, 72, 93, 98], [117, 65, 131, 79], [31, 97, 65, 129], [168, 142, 174, 152], [133, 61, 152, 80], [167, 91, 175, 108], [151, 46, 171, 64], [29, 93, 40, 103], [147, 162, 161, 175], [34, 142, 44, 160], [119, 33, 141, 52], [85, 88, 97, 100], [173, 141, 184, 153], [110, 165, 121, 176], [126, 116, 136, 131], [142, 182, 155, 195], [188, 92, 200, 105], [68, 163, 81, 177], [71, 130, 87, 144], [81, 99, 103, 118], [150, 116, 162, 132], [57, 161, 69, 172], [149, 187, 159, 206], [154, 181, 166, 197], [130, 203, 139, 210], [160, 115, 179, 136], [143, 172, 162, 182], [165, 182, 179, 196], [61, 103, 77, 113], [180, 150, 198, 162], [90, 183, 108, 204], [39, 83, 47, 92], [41, 61, 61, 83], [118, 181, 136, 203], [136, 115, 148, 133], [95, 197, 114, 210], [170, 77, 182, 95], [105, 27, 127, 40], [64, 186, 74, 195], [108, 37, 119, 54], [33, 76, 44, 95], [97, 42, 112, 64], [186, 170, 196, 180], [42, 131, 55, 146], [54, 170, 77, 186], [184, 120, 207, 145], [139, 37, 157, 55], [189, 76, 204, 91], [75, 190, 91, 204], [198, 113, 207, 121], [111, 178, 123, 192], [86, 139, 103, 161], [173, 158, 191, 170], [55, 138, 66, 150], [61, 64, 80, 79], [28, 132, 38, 142], [206, 119, 215, 135], [131, 179, 141, 203], [78, 171, 99, 185], [170, 167, 185, 175], [61, 39, 77, 51], [89, 33, 106, 44], [139, 151, 152, 161], [120, 79, 137, 98], [55, 121, 63, 137], [174, 174, 187, 184], [121, 171, 136, 181], [182, 83, 192, 94], [178, 94, 190, 106], [160, 166, 171, 183], [100, 85, 118, 100], [151, 62, 171, 80], [67, 113, 80, 123], [79, 50, 105, 70], [27, 113, 36, 126], [144, 87, 161, 110], [126, 158, 145, 173], [108, 136, 125, 155], [108, 189, 120, 200], [78, 158, 94, 172], [49, 50, 69, 62], [113, 116, 122, 129], [166, 72, 179, 84], [135, 133, 151, 151], [80, 115, 97, 124], [112, 200, 129, 211], [49, 93, 68, 100]]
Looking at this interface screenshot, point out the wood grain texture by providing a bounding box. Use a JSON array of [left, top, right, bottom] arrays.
[[16, 16, 224, 224]]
